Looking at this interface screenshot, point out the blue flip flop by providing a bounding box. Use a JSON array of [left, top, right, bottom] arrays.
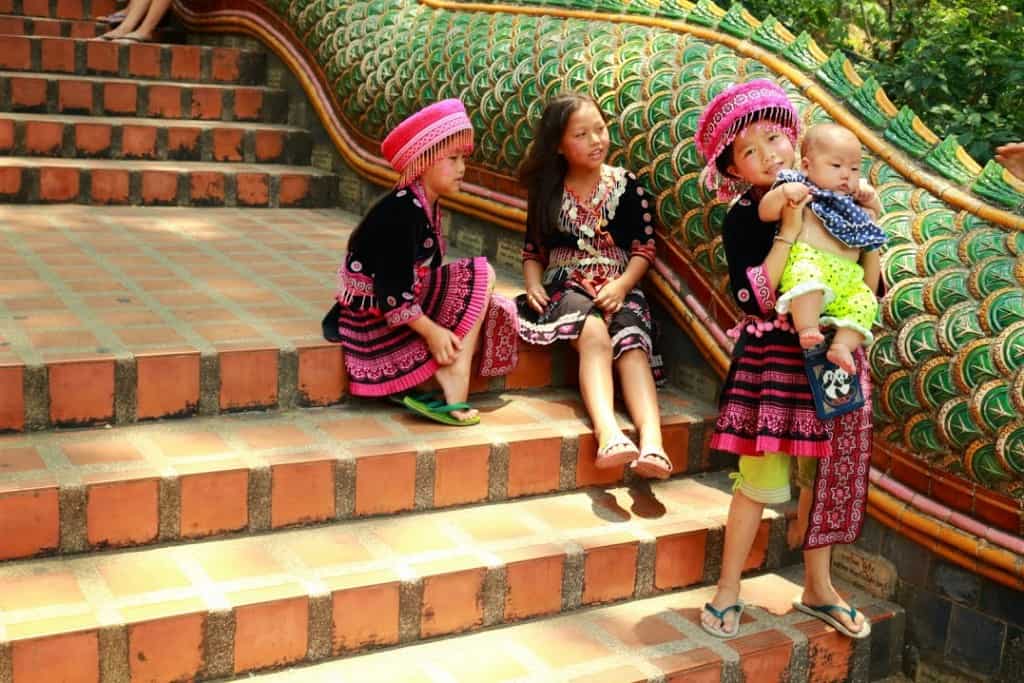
[[792, 599, 871, 639], [701, 601, 744, 638]]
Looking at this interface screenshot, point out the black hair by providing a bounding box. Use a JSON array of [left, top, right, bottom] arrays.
[[518, 92, 603, 245]]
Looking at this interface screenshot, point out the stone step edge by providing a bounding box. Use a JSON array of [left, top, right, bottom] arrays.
[[235, 575, 905, 683], [0, 34, 267, 86], [0, 115, 314, 165], [0, 339, 580, 433], [0, 390, 718, 559], [0, 161, 338, 205], [0, 485, 790, 680]]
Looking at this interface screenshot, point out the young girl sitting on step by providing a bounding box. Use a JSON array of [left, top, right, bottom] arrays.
[[515, 93, 669, 479], [693, 79, 875, 640], [327, 99, 496, 426]]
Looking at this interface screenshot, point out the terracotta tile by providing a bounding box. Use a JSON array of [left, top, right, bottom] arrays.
[[189, 170, 225, 203], [253, 130, 284, 161], [504, 553, 563, 621], [575, 432, 625, 487], [271, 459, 335, 528], [332, 582, 400, 652], [169, 45, 201, 80], [595, 608, 683, 648], [233, 597, 309, 672], [419, 566, 485, 638], [237, 424, 313, 450], [120, 598, 208, 625], [795, 618, 854, 681], [451, 506, 535, 543], [98, 552, 191, 596], [0, 486, 59, 559], [654, 530, 708, 590], [62, 438, 142, 465], [506, 435, 562, 497], [353, 451, 416, 516], [120, 124, 157, 158], [517, 623, 612, 668], [87, 478, 159, 547], [278, 175, 311, 206], [297, 344, 346, 405], [103, 82, 138, 114], [12, 631, 99, 683], [219, 347, 278, 410], [285, 530, 372, 568], [48, 357, 115, 426], [90, 168, 130, 204], [434, 640, 530, 682], [232, 88, 263, 120], [136, 351, 200, 419], [654, 647, 724, 683], [568, 666, 648, 683], [55, 0, 84, 19], [505, 348, 553, 389], [141, 170, 178, 204], [190, 87, 223, 119], [0, 364, 25, 431], [151, 431, 230, 458], [727, 629, 794, 682], [59, 81, 95, 113], [583, 541, 639, 604], [40, 37, 75, 72], [127, 42, 160, 79], [212, 128, 244, 161], [178, 467, 248, 538], [39, 166, 80, 201], [0, 36, 31, 69], [742, 573, 803, 616], [148, 85, 183, 118], [0, 570, 84, 611], [9, 77, 47, 109], [211, 48, 241, 82], [193, 540, 282, 582], [373, 518, 456, 555], [236, 173, 269, 206], [433, 443, 489, 507], [30, 328, 99, 349], [0, 445, 46, 472], [662, 421, 690, 473], [129, 613, 204, 683]]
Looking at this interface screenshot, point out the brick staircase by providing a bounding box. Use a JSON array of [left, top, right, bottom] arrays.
[[0, 2, 905, 681]]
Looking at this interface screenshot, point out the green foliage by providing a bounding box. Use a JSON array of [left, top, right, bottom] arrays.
[[744, 1, 1024, 162]]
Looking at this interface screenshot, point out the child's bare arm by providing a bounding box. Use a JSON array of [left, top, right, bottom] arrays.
[[758, 182, 811, 222], [861, 249, 881, 292], [853, 179, 882, 219]]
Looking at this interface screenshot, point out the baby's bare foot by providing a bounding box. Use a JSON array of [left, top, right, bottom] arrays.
[[826, 343, 856, 374]]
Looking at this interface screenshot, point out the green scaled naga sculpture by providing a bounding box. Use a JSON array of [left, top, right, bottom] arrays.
[[277, 0, 1024, 497]]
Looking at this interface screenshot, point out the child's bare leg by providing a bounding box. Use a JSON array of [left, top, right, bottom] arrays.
[[803, 546, 867, 635], [570, 316, 621, 447], [433, 265, 494, 421], [790, 291, 825, 348], [116, 0, 172, 41], [787, 486, 813, 549], [98, 0, 148, 37], [701, 491, 765, 633], [615, 348, 662, 452], [826, 327, 861, 374]]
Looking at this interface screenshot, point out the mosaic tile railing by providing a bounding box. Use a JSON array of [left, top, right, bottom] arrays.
[[188, 1, 1024, 503]]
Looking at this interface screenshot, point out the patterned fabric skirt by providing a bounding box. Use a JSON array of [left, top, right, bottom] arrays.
[[515, 282, 653, 361], [336, 256, 490, 397], [710, 328, 833, 458]]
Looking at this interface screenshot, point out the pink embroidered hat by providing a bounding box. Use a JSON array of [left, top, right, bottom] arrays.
[[381, 99, 475, 187], [694, 79, 800, 200]]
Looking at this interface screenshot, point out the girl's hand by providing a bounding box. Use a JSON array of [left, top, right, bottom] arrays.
[[425, 323, 461, 366], [525, 282, 550, 313], [781, 182, 810, 206], [778, 194, 809, 242], [594, 279, 626, 314]]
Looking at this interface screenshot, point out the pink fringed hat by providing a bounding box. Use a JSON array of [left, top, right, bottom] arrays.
[[381, 99, 475, 187], [694, 79, 800, 200]]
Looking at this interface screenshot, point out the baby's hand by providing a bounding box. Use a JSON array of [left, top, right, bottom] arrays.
[[781, 182, 811, 206], [852, 179, 882, 216]]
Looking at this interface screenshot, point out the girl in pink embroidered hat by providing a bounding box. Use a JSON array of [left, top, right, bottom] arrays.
[[693, 80, 875, 641], [516, 93, 668, 480], [324, 99, 502, 426]]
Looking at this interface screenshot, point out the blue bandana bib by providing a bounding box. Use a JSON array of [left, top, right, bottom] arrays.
[[775, 169, 887, 251]]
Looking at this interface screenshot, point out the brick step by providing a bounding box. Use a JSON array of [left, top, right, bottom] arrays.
[[0, 471, 810, 681], [0, 71, 289, 122], [0, 156, 337, 205], [0, 0, 120, 21], [237, 569, 905, 683], [0, 13, 103, 38], [0, 386, 718, 559], [0, 206, 573, 433], [0, 34, 266, 84], [0, 112, 314, 165]]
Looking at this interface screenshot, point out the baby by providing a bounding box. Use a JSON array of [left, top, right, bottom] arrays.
[[758, 123, 885, 374]]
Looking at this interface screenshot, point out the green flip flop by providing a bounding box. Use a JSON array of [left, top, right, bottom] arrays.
[[402, 395, 480, 426], [388, 392, 437, 407]]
